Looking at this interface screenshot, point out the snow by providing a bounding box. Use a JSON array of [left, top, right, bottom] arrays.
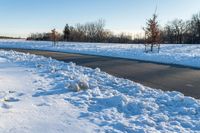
[[0, 50, 200, 132], [0, 57, 6, 63], [0, 52, 97, 133], [0, 39, 200, 68]]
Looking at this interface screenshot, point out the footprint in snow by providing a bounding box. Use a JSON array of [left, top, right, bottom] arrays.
[[17, 93, 25, 97], [1, 103, 12, 109], [8, 91, 16, 94], [0, 91, 6, 99], [37, 88, 45, 91], [33, 80, 38, 83], [8, 90, 24, 96], [9, 91, 25, 97], [36, 103, 50, 107], [4, 97, 20, 102]]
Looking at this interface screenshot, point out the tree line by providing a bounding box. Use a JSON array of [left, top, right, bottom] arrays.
[[161, 12, 200, 44], [27, 19, 133, 44], [27, 11, 200, 44]]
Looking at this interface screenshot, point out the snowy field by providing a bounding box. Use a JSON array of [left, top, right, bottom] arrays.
[[0, 39, 200, 68], [0, 50, 200, 132]]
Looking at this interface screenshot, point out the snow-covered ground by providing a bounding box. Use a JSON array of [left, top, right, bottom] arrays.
[[0, 39, 200, 68], [0, 50, 200, 133]]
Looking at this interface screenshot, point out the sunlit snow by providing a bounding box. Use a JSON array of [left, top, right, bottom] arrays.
[[0, 50, 200, 132]]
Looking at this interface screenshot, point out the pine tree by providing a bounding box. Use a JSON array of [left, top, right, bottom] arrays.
[[143, 14, 161, 52], [63, 24, 70, 41]]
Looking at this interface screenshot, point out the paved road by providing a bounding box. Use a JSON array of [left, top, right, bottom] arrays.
[[1, 48, 200, 98]]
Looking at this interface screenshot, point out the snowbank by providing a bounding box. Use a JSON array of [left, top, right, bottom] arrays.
[[0, 50, 200, 132], [0, 40, 200, 68], [0, 57, 6, 62]]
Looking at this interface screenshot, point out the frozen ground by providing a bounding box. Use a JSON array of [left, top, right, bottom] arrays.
[[0, 50, 200, 133], [0, 39, 200, 68]]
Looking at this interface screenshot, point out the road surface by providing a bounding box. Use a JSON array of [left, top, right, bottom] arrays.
[[1, 48, 200, 99]]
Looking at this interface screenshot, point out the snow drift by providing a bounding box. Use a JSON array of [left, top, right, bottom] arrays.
[[0, 50, 200, 132]]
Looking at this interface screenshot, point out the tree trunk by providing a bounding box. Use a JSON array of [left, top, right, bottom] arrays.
[[151, 44, 153, 52]]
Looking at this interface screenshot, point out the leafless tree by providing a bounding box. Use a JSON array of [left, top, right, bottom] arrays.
[[171, 19, 187, 44], [143, 14, 161, 52], [51, 29, 59, 46], [190, 13, 200, 43]]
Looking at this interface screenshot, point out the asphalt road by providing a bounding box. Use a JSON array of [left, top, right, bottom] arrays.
[[1, 48, 200, 99]]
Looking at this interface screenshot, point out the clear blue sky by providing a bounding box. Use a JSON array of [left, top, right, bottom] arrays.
[[0, 0, 199, 37]]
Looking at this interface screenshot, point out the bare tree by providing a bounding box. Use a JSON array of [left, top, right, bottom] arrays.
[[95, 19, 106, 42], [143, 14, 161, 52], [51, 29, 59, 46], [171, 19, 187, 44], [190, 13, 200, 43]]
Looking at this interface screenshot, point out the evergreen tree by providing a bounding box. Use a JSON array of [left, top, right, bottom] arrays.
[[63, 24, 70, 41]]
